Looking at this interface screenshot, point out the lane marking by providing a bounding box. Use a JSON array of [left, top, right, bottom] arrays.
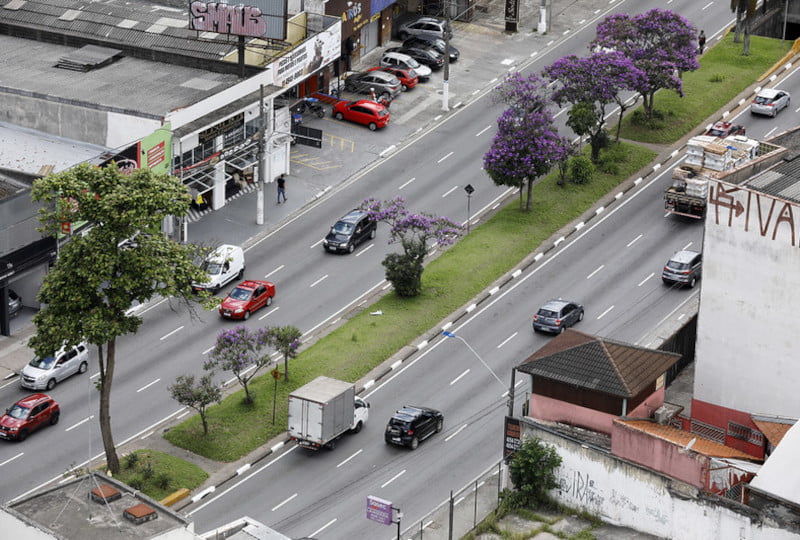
[[627, 234, 643, 247], [450, 369, 470, 385], [587, 265, 604, 279], [381, 469, 406, 488], [445, 424, 467, 442], [310, 518, 337, 538], [399, 177, 415, 189], [337, 449, 362, 468], [65, 415, 94, 432], [271, 493, 297, 511], [266, 265, 284, 278], [442, 185, 458, 197], [497, 332, 517, 348], [258, 306, 279, 321], [160, 326, 184, 340], [137, 379, 160, 393], [638, 273, 655, 287], [597, 305, 615, 319], [0, 453, 23, 467], [476, 126, 491, 136], [310, 275, 328, 288], [438, 151, 454, 163]]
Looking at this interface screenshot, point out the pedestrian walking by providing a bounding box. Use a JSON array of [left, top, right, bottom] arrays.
[[698, 30, 706, 54], [277, 174, 287, 204]]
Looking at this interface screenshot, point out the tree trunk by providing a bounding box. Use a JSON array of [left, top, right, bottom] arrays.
[[99, 340, 120, 474], [734, 8, 742, 42], [525, 177, 533, 212], [614, 105, 625, 142], [284, 356, 289, 383], [743, 19, 750, 56]]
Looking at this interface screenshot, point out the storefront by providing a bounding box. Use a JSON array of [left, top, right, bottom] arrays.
[[327, 0, 396, 76]]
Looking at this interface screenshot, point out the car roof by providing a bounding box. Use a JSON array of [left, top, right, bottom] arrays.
[[391, 405, 434, 419], [15, 394, 52, 407], [539, 299, 576, 311], [339, 209, 369, 224], [236, 279, 270, 290], [382, 51, 414, 62], [355, 70, 394, 81], [757, 88, 781, 98], [669, 250, 701, 263], [349, 100, 384, 112]]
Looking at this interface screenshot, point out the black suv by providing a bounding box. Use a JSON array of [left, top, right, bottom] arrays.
[[385, 406, 443, 449], [322, 210, 377, 254]]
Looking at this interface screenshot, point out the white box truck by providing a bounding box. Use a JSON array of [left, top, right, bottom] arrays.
[[288, 376, 369, 450]]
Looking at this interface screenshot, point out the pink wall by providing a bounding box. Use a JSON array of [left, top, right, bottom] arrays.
[[530, 394, 617, 435], [629, 386, 665, 418], [611, 420, 707, 488]]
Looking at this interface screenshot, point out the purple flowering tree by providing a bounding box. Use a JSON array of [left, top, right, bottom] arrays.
[[543, 51, 645, 159], [483, 107, 571, 211], [266, 325, 302, 383], [168, 374, 221, 435], [360, 197, 462, 297], [490, 72, 549, 115], [591, 9, 699, 121], [205, 326, 272, 404]]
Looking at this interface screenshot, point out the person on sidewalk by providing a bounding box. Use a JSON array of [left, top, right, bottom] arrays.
[[277, 174, 287, 204], [698, 30, 706, 54]]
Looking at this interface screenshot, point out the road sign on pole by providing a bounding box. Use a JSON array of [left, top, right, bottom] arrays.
[[366, 495, 393, 525]]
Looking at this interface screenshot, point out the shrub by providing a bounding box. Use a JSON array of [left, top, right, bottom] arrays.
[[128, 475, 144, 491], [508, 437, 563, 507], [569, 156, 594, 184], [156, 472, 171, 490], [124, 453, 139, 470]]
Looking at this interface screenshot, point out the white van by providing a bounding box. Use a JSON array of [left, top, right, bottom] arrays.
[[192, 244, 245, 293]]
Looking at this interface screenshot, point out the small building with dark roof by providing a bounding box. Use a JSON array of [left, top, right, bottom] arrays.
[[515, 329, 681, 436]]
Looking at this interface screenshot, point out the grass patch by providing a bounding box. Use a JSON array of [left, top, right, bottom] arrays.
[[111, 449, 208, 501], [165, 141, 656, 461], [619, 33, 791, 144]]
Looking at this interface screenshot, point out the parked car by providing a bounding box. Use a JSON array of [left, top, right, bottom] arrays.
[[403, 35, 459, 62], [395, 15, 452, 41], [386, 46, 444, 70], [20, 343, 89, 391], [332, 100, 390, 131], [662, 250, 702, 288], [344, 70, 402, 98], [7, 289, 22, 318], [323, 209, 377, 254], [705, 121, 745, 138], [380, 51, 432, 82], [532, 299, 584, 334], [0, 393, 60, 442], [750, 88, 790, 117], [219, 279, 276, 320], [367, 66, 418, 92], [384, 405, 443, 449]]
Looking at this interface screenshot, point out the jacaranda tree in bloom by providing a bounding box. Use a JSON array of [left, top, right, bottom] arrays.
[[591, 8, 699, 121], [483, 107, 571, 211], [543, 51, 645, 161], [360, 197, 462, 297], [490, 71, 549, 115], [205, 326, 272, 404]]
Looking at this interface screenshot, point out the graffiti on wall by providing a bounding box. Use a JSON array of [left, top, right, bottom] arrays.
[[556, 468, 604, 508], [189, 2, 267, 37], [710, 182, 800, 247]]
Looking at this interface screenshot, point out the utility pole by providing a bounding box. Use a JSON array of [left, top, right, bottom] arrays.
[[257, 85, 265, 225], [442, 1, 452, 111]]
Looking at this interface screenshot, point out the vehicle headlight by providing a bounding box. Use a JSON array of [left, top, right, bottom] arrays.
[[8, 427, 18, 432], [322, 239, 328, 246], [234, 308, 244, 313]]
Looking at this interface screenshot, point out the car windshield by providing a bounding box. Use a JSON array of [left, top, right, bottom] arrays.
[[668, 261, 690, 271], [203, 262, 223, 275], [406, 58, 421, 68], [332, 221, 354, 235], [708, 129, 725, 136], [28, 356, 56, 369], [229, 287, 253, 301], [7, 404, 30, 420]]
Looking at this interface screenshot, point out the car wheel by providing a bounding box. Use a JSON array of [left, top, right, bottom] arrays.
[[436, 418, 443, 433], [213, 284, 221, 294], [79, 361, 88, 374], [46, 378, 57, 391], [401, 84, 408, 92], [578, 310, 584, 322], [17, 430, 28, 442], [50, 412, 60, 425], [243, 311, 251, 320], [689, 276, 697, 288], [368, 122, 377, 131], [352, 421, 362, 434], [370, 228, 376, 240], [335, 112, 344, 121], [559, 326, 566, 334], [326, 439, 336, 450], [316, 108, 325, 119], [399, 31, 409, 40], [267, 295, 273, 306], [410, 437, 419, 450], [347, 243, 355, 254], [237, 267, 245, 279]]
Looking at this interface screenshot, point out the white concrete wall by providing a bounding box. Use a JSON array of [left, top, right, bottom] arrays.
[[695, 182, 800, 417], [522, 420, 800, 540], [106, 112, 161, 150]]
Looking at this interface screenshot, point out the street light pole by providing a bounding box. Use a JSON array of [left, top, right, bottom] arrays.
[[442, 331, 505, 388], [442, 1, 452, 111]]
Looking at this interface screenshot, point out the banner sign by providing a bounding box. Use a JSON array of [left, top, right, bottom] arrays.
[[272, 25, 341, 87], [366, 495, 393, 525], [503, 416, 522, 461]]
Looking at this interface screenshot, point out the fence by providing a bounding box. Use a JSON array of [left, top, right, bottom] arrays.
[[399, 460, 505, 540]]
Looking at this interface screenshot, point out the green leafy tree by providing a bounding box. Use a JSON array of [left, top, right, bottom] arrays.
[[168, 374, 221, 435], [30, 162, 209, 474], [267, 325, 302, 382], [508, 437, 563, 507], [204, 325, 273, 404]]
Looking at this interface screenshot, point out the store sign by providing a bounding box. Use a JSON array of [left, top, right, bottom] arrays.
[[100, 143, 140, 173], [504, 0, 519, 23], [190, 2, 267, 37], [273, 26, 341, 87], [503, 416, 521, 461], [199, 113, 244, 144], [366, 495, 392, 525]]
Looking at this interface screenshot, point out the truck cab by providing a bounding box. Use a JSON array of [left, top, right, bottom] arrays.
[[352, 396, 369, 432]]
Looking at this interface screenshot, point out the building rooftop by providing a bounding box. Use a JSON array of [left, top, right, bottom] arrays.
[[3, 472, 195, 540]]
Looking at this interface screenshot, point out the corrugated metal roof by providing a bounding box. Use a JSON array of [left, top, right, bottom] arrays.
[[744, 159, 800, 204], [516, 329, 681, 398]]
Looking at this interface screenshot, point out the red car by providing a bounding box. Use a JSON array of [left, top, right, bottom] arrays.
[[219, 279, 276, 320], [705, 121, 745, 138], [367, 66, 418, 92], [332, 100, 390, 131], [0, 393, 60, 442]]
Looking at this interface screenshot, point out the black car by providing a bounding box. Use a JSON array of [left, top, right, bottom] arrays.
[[532, 299, 584, 334], [322, 209, 377, 254], [386, 46, 444, 70], [385, 406, 443, 449], [402, 35, 459, 63]]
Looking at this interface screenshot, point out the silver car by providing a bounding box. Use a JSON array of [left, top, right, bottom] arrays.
[[395, 15, 452, 41], [751, 88, 790, 117], [532, 299, 584, 334], [662, 250, 702, 288], [343, 70, 402, 98], [380, 51, 432, 82], [20, 343, 90, 390]]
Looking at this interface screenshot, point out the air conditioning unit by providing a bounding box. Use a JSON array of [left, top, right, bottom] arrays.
[[654, 406, 672, 425]]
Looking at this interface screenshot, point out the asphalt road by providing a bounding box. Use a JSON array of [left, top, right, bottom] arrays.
[[0, 0, 793, 537]]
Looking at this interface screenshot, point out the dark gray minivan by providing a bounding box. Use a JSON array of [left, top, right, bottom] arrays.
[[322, 210, 377, 254]]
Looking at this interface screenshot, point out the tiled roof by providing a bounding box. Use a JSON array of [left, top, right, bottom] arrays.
[[516, 329, 681, 398], [616, 419, 760, 461], [752, 417, 796, 448]]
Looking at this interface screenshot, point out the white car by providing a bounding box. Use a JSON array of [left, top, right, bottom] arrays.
[[20, 343, 89, 391], [380, 51, 432, 82], [192, 244, 245, 293], [751, 88, 790, 117]]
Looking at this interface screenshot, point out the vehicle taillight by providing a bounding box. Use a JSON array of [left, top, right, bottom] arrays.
[[555, 319, 562, 325], [532, 314, 538, 321], [407, 429, 414, 435]]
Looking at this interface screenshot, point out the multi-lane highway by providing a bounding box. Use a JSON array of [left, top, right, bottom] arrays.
[[1, 0, 795, 537]]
